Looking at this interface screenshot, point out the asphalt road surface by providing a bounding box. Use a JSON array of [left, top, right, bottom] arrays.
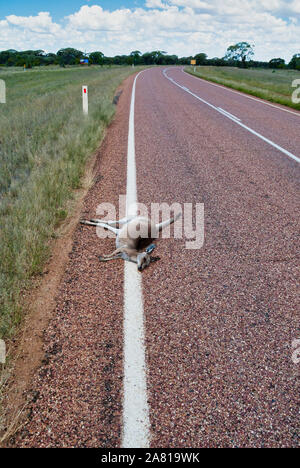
[[14, 67, 299, 448]]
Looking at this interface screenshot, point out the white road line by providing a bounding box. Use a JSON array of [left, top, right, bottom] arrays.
[[218, 107, 241, 122], [122, 70, 151, 448], [182, 68, 300, 118], [163, 69, 300, 164]]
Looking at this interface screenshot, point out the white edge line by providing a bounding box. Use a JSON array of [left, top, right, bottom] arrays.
[[163, 69, 300, 164], [182, 67, 300, 118], [122, 70, 151, 449], [218, 107, 241, 122]]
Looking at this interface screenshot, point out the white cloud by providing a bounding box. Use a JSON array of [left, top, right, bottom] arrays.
[[145, 0, 169, 8], [6, 12, 61, 34], [0, 1, 299, 61], [169, 0, 213, 9], [67, 5, 135, 32], [290, 0, 300, 14]]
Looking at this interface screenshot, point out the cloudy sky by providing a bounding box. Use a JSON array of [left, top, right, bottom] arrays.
[[0, 1, 299, 61]]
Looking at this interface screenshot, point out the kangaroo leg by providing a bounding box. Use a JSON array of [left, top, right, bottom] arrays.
[[99, 249, 124, 262], [96, 223, 119, 235], [102, 248, 123, 258], [99, 255, 122, 262], [80, 219, 119, 235], [156, 213, 181, 232], [92, 222, 120, 235], [100, 254, 137, 265], [90, 217, 132, 227], [80, 220, 99, 227]]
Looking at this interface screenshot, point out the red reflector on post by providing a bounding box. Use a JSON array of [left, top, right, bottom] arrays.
[[82, 85, 88, 115]]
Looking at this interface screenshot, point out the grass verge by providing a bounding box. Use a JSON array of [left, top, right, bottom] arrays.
[[185, 66, 300, 111], [0, 65, 145, 339]]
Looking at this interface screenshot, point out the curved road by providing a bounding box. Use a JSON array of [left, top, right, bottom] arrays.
[[15, 67, 299, 448]]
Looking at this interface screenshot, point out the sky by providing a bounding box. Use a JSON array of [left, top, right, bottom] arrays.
[[0, 1, 299, 61]]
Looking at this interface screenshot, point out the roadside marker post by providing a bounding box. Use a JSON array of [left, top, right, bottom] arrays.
[[191, 59, 196, 73], [0, 339, 6, 364], [0, 79, 6, 104], [82, 85, 88, 115]]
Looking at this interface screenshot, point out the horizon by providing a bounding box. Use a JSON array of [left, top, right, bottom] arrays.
[[0, 47, 298, 64]]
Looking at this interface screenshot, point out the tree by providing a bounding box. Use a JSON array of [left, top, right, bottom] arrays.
[[0, 50, 11, 65], [269, 58, 285, 69], [152, 51, 167, 64], [194, 53, 207, 65], [178, 56, 193, 65], [289, 53, 300, 70], [141, 52, 154, 65], [141, 51, 167, 65], [102, 56, 114, 66], [164, 55, 178, 65], [56, 48, 84, 66], [44, 53, 58, 66], [89, 51, 104, 65], [207, 57, 227, 66], [225, 42, 254, 67], [113, 55, 128, 65], [130, 50, 142, 65]]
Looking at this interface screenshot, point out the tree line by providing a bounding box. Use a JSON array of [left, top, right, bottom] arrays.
[[0, 43, 299, 70]]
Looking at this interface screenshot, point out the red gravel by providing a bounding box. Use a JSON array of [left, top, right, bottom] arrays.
[[12, 67, 300, 448]]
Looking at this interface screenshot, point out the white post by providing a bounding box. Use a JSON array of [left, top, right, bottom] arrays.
[[0, 339, 6, 364], [0, 79, 6, 104], [82, 85, 88, 115]]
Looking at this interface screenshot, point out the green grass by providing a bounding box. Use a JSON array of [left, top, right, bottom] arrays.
[[0, 65, 145, 338], [185, 66, 300, 110]]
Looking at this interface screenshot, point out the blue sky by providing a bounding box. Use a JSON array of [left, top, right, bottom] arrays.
[[0, 1, 144, 21], [0, 1, 299, 61]]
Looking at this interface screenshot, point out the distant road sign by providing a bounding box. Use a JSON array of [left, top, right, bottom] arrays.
[[191, 60, 196, 65]]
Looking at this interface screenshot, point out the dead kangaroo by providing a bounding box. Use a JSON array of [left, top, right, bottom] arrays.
[[80, 213, 181, 271]]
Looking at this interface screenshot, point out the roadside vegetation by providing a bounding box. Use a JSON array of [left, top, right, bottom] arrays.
[[0, 65, 144, 338], [1, 46, 299, 70], [185, 66, 300, 110]]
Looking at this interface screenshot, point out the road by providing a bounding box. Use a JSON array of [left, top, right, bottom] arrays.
[[14, 67, 299, 448]]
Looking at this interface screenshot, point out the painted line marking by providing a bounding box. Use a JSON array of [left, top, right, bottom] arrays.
[[163, 69, 300, 164], [122, 70, 151, 448], [182, 67, 300, 118], [218, 107, 241, 121]]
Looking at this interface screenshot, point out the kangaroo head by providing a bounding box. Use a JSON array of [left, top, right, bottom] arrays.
[[137, 252, 151, 271]]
